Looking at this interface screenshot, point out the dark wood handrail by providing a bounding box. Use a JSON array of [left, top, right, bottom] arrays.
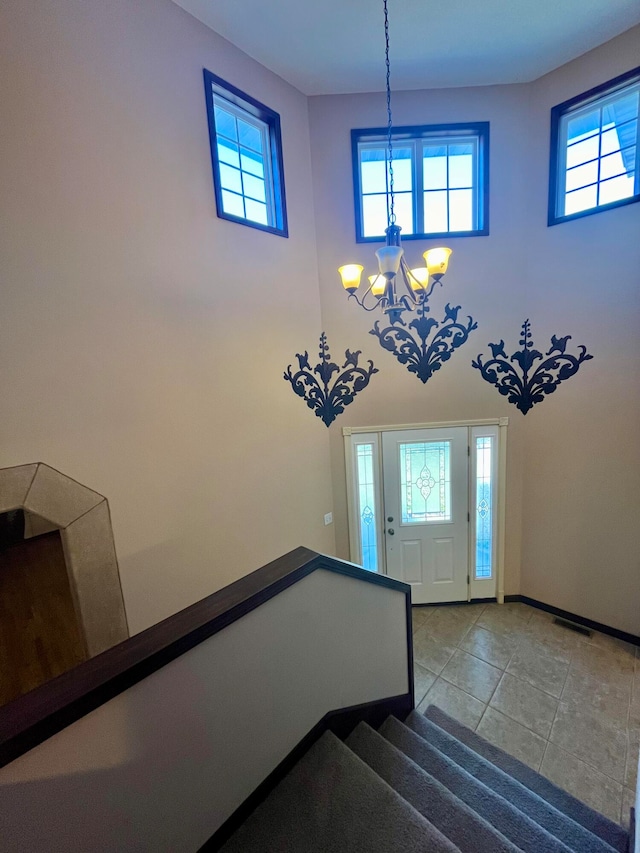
[[0, 546, 413, 768]]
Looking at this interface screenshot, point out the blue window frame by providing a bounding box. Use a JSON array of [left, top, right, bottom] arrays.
[[351, 123, 490, 243], [203, 70, 288, 237], [548, 66, 640, 226]]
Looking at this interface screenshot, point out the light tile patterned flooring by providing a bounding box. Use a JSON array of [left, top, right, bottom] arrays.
[[412, 601, 639, 827]]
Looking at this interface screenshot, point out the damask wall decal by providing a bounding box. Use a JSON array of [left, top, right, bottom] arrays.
[[284, 333, 378, 427], [371, 300, 477, 384], [472, 319, 593, 414]]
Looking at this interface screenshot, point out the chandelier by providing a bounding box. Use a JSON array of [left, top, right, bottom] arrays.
[[337, 0, 476, 382], [339, 237, 452, 327]]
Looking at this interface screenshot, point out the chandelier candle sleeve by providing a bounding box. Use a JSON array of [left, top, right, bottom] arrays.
[[424, 247, 452, 279], [338, 264, 364, 293], [369, 275, 386, 296], [408, 267, 429, 291], [375, 245, 404, 278]]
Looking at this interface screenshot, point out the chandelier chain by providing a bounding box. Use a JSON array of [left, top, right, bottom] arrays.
[[383, 0, 395, 225]]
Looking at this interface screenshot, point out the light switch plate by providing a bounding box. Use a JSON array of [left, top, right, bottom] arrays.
[[324, 512, 333, 526]]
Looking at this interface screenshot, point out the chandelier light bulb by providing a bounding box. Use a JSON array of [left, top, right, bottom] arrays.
[[423, 247, 452, 279], [338, 264, 364, 292], [408, 267, 429, 291], [369, 274, 386, 297]]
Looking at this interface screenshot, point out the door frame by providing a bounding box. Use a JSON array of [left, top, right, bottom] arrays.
[[343, 418, 509, 604]]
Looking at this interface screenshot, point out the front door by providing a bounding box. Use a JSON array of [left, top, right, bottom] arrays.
[[381, 427, 469, 604]]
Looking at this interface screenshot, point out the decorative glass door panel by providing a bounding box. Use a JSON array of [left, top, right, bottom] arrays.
[[475, 436, 493, 579], [382, 428, 469, 604], [399, 441, 452, 523], [356, 443, 378, 572], [469, 426, 499, 599]]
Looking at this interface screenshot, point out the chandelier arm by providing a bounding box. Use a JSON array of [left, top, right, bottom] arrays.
[[397, 294, 415, 312], [398, 258, 422, 303], [399, 257, 442, 304], [348, 290, 386, 312]]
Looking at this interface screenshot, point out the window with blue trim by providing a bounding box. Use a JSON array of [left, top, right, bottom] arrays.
[[549, 67, 640, 226], [203, 70, 288, 237], [352, 123, 489, 242]]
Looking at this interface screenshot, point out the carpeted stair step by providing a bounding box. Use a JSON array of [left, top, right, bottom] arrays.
[[423, 704, 629, 853], [405, 710, 618, 853], [346, 721, 520, 853], [220, 730, 461, 853], [380, 714, 575, 853]]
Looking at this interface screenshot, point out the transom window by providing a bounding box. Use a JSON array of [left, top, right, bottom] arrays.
[[203, 70, 288, 237], [549, 67, 640, 225], [352, 123, 489, 242]]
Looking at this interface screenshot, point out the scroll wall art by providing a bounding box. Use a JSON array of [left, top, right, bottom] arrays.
[[472, 319, 593, 414], [284, 333, 378, 427]]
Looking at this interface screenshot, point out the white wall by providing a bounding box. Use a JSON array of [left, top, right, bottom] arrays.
[[308, 27, 640, 632], [0, 569, 409, 851], [0, 0, 335, 634], [520, 27, 640, 635]]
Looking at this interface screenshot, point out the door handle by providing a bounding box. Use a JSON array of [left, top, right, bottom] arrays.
[[387, 528, 395, 535]]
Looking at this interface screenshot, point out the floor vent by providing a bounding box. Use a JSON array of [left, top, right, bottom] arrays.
[[553, 617, 591, 637]]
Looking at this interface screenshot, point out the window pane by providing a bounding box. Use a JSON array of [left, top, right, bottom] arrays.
[[361, 147, 412, 196], [566, 159, 598, 192], [400, 441, 451, 524], [600, 148, 634, 181], [240, 148, 264, 177], [448, 189, 473, 231], [237, 119, 262, 153], [605, 90, 640, 128], [391, 148, 413, 193], [214, 105, 237, 140], [217, 139, 240, 169], [218, 163, 243, 194], [448, 152, 473, 188], [362, 193, 390, 237], [601, 125, 622, 156], [599, 172, 635, 205], [242, 172, 266, 202], [392, 191, 414, 235], [356, 444, 378, 572], [566, 135, 599, 168], [361, 159, 387, 194], [475, 436, 493, 580], [613, 118, 638, 152], [244, 198, 268, 225], [221, 190, 245, 218], [424, 190, 448, 232], [565, 184, 597, 215], [567, 109, 600, 145], [423, 148, 448, 189]]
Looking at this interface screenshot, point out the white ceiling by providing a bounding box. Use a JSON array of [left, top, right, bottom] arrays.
[[174, 0, 640, 95]]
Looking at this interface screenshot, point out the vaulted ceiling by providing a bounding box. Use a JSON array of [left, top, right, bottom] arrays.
[[173, 0, 640, 94]]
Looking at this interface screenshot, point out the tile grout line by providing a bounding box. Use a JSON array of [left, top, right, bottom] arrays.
[[414, 603, 635, 795]]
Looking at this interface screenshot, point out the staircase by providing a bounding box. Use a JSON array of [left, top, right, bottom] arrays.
[[220, 705, 631, 853]]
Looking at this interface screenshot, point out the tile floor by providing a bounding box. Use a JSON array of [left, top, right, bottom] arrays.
[[412, 601, 639, 827]]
